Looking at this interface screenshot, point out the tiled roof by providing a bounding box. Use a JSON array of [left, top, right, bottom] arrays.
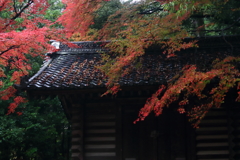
[[23, 36, 240, 90]]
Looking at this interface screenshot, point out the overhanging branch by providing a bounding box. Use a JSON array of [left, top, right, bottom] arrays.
[[0, 45, 19, 56], [2, 0, 33, 30]]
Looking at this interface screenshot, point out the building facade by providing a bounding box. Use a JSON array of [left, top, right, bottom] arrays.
[[20, 36, 240, 160]]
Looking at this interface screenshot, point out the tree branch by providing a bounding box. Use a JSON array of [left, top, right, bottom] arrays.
[[2, 0, 33, 30], [13, 0, 18, 14], [0, 45, 19, 56]]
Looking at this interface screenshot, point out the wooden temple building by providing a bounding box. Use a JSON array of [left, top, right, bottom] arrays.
[[19, 36, 240, 160]]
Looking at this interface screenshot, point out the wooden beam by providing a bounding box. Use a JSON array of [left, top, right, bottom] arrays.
[[58, 95, 71, 120]]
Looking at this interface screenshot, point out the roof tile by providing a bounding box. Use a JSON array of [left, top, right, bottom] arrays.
[[25, 37, 240, 90]]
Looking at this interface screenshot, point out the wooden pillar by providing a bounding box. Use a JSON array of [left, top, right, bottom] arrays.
[[71, 103, 84, 160]]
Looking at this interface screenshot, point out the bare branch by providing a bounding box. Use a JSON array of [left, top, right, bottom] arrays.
[[13, 0, 18, 14]]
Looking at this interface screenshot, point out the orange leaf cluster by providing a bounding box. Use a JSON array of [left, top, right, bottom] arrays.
[[136, 57, 240, 127], [0, 86, 16, 101], [7, 96, 26, 115]]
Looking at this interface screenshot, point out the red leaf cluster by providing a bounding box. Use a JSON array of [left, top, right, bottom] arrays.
[[0, 0, 66, 113], [58, 0, 106, 37]]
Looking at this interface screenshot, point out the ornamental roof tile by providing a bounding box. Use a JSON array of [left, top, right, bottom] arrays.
[[23, 36, 240, 90]]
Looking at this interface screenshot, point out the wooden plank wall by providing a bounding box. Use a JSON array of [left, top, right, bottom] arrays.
[[83, 102, 119, 160], [121, 101, 157, 160], [195, 105, 240, 160], [71, 104, 84, 160], [63, 92, 240, 160], [231, 106, 240, 159], [68, 97, 192, 160], [69, 96, 240, 160]]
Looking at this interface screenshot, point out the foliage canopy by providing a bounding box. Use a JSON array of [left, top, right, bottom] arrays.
[[1, 0, 240, 129], [60, 0, 240, 127]]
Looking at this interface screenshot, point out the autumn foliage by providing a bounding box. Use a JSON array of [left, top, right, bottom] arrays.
[[0, 0, 64, 114], [135, 57, 240, 127], [2, 0, 240, 127], [58, 0, 240, 127], [59, 0, 111, 37]]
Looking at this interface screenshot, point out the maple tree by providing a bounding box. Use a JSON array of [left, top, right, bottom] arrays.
[[1, 0, 240, 127], [0, 1, 70, 159], [0, 0, 65, 113], [59, 0, 240, 127]]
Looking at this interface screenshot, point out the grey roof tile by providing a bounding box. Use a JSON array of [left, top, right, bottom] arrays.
[[24, 36, 240, 90]]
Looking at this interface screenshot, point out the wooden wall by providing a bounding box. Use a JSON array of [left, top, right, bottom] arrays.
[[71, 103, 84, 160], [195, 105, 240, 160], [61, 91, 240, 160], [65, 95, 193, 160]]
